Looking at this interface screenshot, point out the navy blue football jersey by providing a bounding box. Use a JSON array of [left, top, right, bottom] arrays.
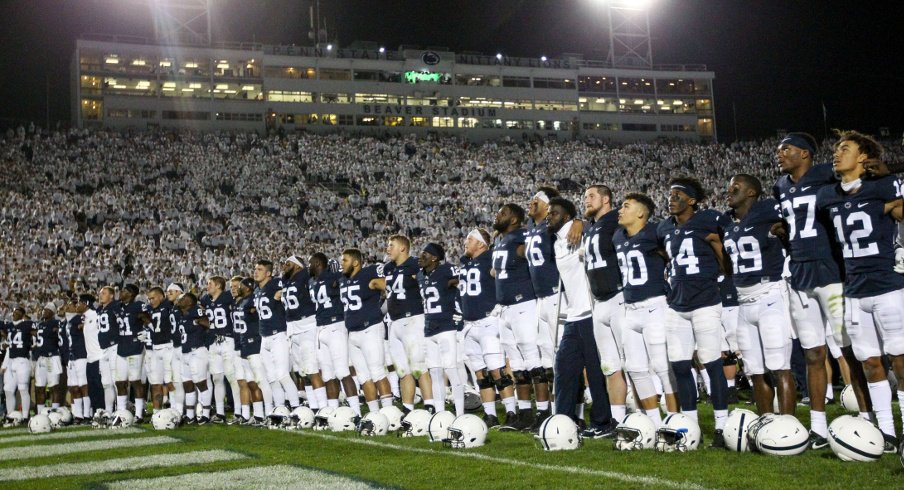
[[384, 257, 425, 319], [526, 219, 560, 298], [232, 296, 261, 358], [459, 251, 497, 321], [203, 291, 234, 338], [311, 270, 345, 326], [254, 278, 286, 336], [169, 307, 182, 348], [583, 210, 624, 302], [719, 277, 740, 307], [774, 163, 843, 289], [283, 269, 317, 322], [150, 301, 174, 346], [116, 300, 149, 357], [66, 314, 87, 360], [657, 209, 727, 312], [722, 199, 786, 287], [96, 301, 121, 349], [7, 321, 33, 359], [492, 229, 536, 305], [817, 175, 904, 298], [420, 263, 458, 336], [341, 264, 384, 332], [613, 222, 668, 303], [34, 319, 61, 357], [178, 307, 208, 353]]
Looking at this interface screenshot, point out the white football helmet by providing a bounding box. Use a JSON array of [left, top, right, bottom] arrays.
[[328, 406, 359, 432], [313, 407, 335, 431], [746, 413, 778, 450], [755, 414, 809, 456], [4, 410, 24, 427], [427, 411, 457, 443], [46, 411, 64, 429], [292, 406, 316, 429], [92, 409, 111, 429], [444, 414, 488, 449], [357, 411, 390, 436], [535, 414, 582, 451], [29, 413, 53, 434], [152, 408, 180, 430], [399, 409, 432, 438], [379, 405, 404, 432], [109, 409, 135, 428], [828, 415, 884, 462], [723, 409, 758, 452], [840, 385, 859, 413], [615, 412, 657, 451], [51, 407, 73, 425], [655, 413, 701, 452], [268, 406, 292, 429]]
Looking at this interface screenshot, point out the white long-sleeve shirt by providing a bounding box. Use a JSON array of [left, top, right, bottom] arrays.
[[554, 220, 593, 322]]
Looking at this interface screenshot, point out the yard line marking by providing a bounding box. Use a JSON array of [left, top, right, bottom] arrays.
[[0, 424, 88, 437], [106, 464, 382, 489], [0, 427, 143, 444], [0, 435, 178, 461], [297, 431, 710, 490], [0, 449, 245, 482]]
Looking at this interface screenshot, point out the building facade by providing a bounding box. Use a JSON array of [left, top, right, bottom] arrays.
[[73, 36, 716, 141]]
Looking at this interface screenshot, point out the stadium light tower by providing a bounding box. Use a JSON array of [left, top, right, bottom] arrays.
[[603, 0, 654, 68], [150, 0, 212, 46]]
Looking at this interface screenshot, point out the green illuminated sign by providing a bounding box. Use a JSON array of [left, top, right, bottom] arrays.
[[404, 71, 440, 84]]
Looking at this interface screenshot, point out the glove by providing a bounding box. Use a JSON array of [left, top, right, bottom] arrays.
[[136, 330, 151, 343], [895, 247, 904, 274], [489, 304, 503, 318]]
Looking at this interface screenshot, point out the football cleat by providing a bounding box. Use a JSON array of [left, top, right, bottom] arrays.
[[809, 431, 829, 450], [528, 409, 551, 433], [883, 433, 900, 454], [196, 415, 211, 426], [498, 412, 519, 432], [211, 414, 226, 424], [483, 414, 499, 429], [709, 429, 727, 449]]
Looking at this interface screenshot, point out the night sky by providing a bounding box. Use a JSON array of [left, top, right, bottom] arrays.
[[1, 0, 902, 140]]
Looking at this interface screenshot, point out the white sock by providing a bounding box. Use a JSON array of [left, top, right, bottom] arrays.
[[213, 374, 226, 415], [445, 367, 464, 416], [252, 401, 264, 418], [683, 409, 699, 423], [518, 400, 532, 411], [327, 398, 340, 408], [241, 404, 250, 419], [186, 392, 197, 418], [584, 387, 593, 404], [502, 396, 516, 414], [388, 371, 400, 398], [347, 395, 361, 416], [270, 382, 286, 407], [700, 369, 712, 394], [380, 396, 394, 409], [314, 387, 328, 410], [611, 404, 626, 422], [825, 383, 834, 401], [484, 402, 496, 416], [117, 395, 128, 412], [304, 386, 315, 407], [430, 368, 445, 412], [367, 400, 379, 412], [714, 409, 728, 431], [536, 400, 549, 411], [51, 402, 60, 409], [726, 377, 736, 388], [867, 381, 894, 437], [859, 411, 871, 421], [135, 398, 145, 418], [576, 403, 584, 420], [646, 408, 663, 429], [4, 390, 15, 414], [281, 377, 300, 408], [19, 386, 30, 416], [810, 410, 827, 437], [72, 398, 83, 419], [83, 397, 92, 418], [403, 402, 414, 411]]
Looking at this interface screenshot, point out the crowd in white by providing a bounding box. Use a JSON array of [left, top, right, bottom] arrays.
[[1, 125, 900, 317]]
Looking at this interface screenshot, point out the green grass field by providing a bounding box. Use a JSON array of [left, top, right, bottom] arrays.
[[1, 402, 901, 489]]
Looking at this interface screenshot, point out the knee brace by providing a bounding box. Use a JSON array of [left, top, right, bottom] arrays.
[[493, 373, 514, 391], [477, 375, 495, 390], [722, 352, 738, 367], [514, 370, 531, 387], [628, 370, 657, 400], [530, 367, 548, 384]]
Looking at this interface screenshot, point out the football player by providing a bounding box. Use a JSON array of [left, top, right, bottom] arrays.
[[164, 283, 186, 417], [525, 186, 562, 428], [419, 243, 465, 416], [64, 295, 92, 423], [232, 276, 269, 425], [282, 256, 324, 410], [723, 174, 795, 415], [459, 228, 518, 428], [3, 307, 33, 418], [114, 284, 150, 420], [146, 287, 176, 413], [253, 259, 301, 411], [657, 176, 732, 447], [548, 197, 618, 437], [614, 192, 679, 427], [202, 276, 239, 423], [381, 235, 433, 412], [96, 286, 120, 413], [340, 248, 394, 412], [817, 130, 904, 452], [492, 203, 544, 430], [310, 252, 360, 414], [581, 184, 630, 423], [774, 132, 871, 448], [33, 303, 63, 414], [176, 292, 212, 424]]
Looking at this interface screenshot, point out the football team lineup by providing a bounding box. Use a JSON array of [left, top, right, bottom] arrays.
[[3, 130, 904, 488]]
